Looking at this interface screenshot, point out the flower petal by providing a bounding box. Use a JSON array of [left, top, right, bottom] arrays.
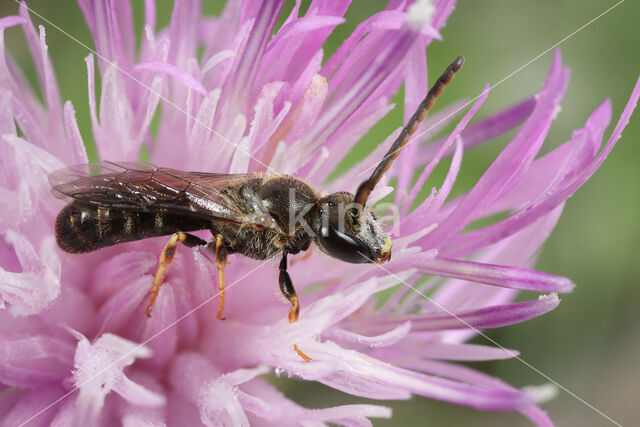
[[408, 359, 554, 426], [404, 84, 490, 213], [77, 0, 135, 70], [62, 102, 88, 165], [421, 50, 569, 250], [418, 257, 574, 293], [295, 25, 421, 166], [223, 0, 285, 107], [0, 385, 65, 426], [446, 74, 640, 256], [395, 38, 428, 206], [386, 294, 560, 332], [325, 321, 412, 348], [0, 15, 25, 30], [312, 341, 529, 410], [71, 331, 163, 425], [0, 334, 74, 388], [133, 61, 207, 95], [19, 3, 62, 126], [416, 341, 519, 361], [418, 97, 536, 162], [0, 230, 60, 315]]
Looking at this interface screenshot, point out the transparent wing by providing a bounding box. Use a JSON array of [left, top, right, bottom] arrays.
[[49, 161, 266, 226]]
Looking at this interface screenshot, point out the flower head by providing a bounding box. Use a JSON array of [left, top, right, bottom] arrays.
[[1, 1, 639, 426]]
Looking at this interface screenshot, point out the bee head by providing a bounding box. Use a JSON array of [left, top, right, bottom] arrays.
[[313, 192, 391, 264], [309, 57, 464, 265]]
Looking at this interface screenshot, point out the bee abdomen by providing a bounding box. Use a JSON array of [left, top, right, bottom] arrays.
[[55, 202, 209, 253]]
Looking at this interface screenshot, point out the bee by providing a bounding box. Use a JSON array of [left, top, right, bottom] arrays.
[[50, 57, 464, 326]]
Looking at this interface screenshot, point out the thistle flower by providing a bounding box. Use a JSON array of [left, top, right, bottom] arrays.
[[0, 1, 638, 426]]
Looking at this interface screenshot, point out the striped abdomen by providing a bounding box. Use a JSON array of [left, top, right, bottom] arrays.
[[55, 202, 211, 253]]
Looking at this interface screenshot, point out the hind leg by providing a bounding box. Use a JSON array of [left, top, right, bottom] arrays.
[[212, 234, 228, 320], [146, 232, 206, 317]]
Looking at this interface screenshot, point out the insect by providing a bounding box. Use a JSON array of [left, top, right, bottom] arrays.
[[50, 57, 464, 326]]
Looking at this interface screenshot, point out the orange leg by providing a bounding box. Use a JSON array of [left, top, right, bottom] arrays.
[[146, 232, 205, 317], [288, 293, 300, 323], [214, 234, 227, 320]]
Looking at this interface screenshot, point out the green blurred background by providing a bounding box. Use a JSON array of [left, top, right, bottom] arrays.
[[2, 1, 638, 425]]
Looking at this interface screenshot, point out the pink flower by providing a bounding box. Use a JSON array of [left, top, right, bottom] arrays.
[[1, 1, 638, 426]]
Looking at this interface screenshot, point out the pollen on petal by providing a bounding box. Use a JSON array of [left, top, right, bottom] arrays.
[[407, 0, 435, 30]]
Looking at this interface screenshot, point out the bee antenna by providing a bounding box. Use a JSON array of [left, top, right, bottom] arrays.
[[353, 56, 464, 211]]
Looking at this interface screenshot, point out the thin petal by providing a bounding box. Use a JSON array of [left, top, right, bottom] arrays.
[[300, 404, 391, 425], [314, 342, 527, 410], [72, 331, 159, 425], [77, 0, 135, 69], [416, 341, 519, 361], [98, 275, 152, 334], [417, 97, 536, 162], [167, 0, 201, 69], [0, 335, 74, 387], [140, 284, 178, 369], [395, 39, 427, 205], [446, 74, 640, 256], [63, 101, 88, 164], [421, 50, 569, 250], [482, 99, 611, 216], [405, 84, 490, 213], [0, 230, 60, 315], [408, 360, 553, 426], [386, 294, 560, 332], [201, 49, 234, 76], [224, 0, 285, 105], [0, 15, 26, 30], [0, 92, 16, 137], [187, 89, 221, 169], [325, 321, 412, 348], [294, 27, 421, 166], [263, 15, 345, 83], [425, 137, 463, 219], [133, 61, 207, 95], [418, 257, 574, 293], [1, 386, 65, 426], [113, 375, 166, 407]]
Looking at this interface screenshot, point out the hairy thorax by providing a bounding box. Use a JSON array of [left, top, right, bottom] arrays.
[[210, 176, 317, 260]]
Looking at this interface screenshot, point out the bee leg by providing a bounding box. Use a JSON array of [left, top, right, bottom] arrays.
[[279, 252, 310, 362], [278, 252, 300, 323], [146, 232, 206, 317], [291, 247, 313, 265], [214, 234, 227, 320]]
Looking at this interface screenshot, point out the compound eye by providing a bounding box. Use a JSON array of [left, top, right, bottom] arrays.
[[319, 228, 372, 264]]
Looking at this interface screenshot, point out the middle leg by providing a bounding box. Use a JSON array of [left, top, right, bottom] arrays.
[[278, 252, 300, 322], [279, 252, 311, 361]]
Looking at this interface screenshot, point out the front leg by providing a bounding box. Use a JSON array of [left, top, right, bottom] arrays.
[[278, 252, 300, 322]]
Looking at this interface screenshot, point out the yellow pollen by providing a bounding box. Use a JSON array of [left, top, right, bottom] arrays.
[[381, 236, 392, 254], [306, 74, 328, 98]]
